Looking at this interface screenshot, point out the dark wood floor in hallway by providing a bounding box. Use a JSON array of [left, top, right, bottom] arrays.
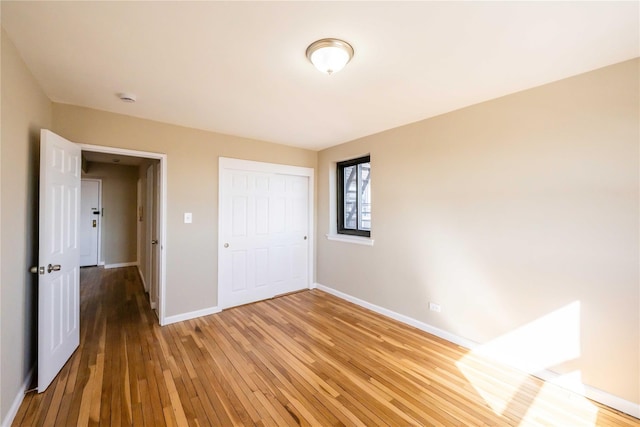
[[12, 266, 639, 426]]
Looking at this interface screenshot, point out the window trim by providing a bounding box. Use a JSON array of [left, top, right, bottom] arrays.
[[326, 233, 374, 246], [337, 155, 371, 237]]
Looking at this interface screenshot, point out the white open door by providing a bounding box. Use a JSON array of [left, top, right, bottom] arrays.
[[37, 130, 81, 392], [152, 163, 161, 311], [145, 164, 155, 305]]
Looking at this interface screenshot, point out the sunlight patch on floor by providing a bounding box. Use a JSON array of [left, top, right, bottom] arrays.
[[518, 371, 598, 427], [455, 301, 598, 422]]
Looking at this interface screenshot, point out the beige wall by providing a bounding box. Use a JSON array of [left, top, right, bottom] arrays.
[[0, 30, 52, 422], [52, 104, 317, 317], [82, 162, 138, 265], [317, 59, 640, 404]]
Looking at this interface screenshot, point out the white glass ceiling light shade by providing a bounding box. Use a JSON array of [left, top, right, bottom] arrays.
[[306, 38, 354, 75]]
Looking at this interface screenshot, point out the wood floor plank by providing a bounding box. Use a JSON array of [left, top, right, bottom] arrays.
[[12, 266, 640, 426]]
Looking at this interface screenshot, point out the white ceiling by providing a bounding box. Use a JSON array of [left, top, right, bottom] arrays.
[[2, 1, 638, 151]]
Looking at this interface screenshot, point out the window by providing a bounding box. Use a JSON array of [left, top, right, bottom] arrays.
[[337, 155, 371, 237]]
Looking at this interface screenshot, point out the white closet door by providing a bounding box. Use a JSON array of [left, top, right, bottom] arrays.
[[219, 161, 311, 310]]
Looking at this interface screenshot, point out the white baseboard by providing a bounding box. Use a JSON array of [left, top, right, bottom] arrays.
[[1, 367, 34, 427], [313, 282, 640, 419], [98, 261, 105, 266], [162, 306, 221, 326], [314, 283, 476, 349], [136, 266, 148, 292], [104, 261, 138, 269], [532, 370, 640, 418]]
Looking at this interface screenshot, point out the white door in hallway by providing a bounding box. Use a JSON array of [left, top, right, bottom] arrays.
[[145, 165, 154, 298], [37, 130, 81, 392], [219, 159, 312, 309], [79, 179, 100, 267]]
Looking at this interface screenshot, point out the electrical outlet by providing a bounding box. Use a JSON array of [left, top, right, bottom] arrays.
[[429, 302, 442, 313]]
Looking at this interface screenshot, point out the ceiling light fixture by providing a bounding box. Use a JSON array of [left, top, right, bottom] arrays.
[[306, 38, 354, 75]]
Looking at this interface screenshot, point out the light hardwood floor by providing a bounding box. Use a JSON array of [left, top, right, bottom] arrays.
[[13, 266, 639, 426]]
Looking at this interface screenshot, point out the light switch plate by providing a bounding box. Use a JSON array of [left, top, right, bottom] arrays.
[[184, 212, 192, 224]]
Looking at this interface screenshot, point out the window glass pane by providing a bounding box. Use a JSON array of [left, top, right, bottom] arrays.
[[359, 162, 371, 230], [344, 165, 357, 229], [337, 155, 370, 237]]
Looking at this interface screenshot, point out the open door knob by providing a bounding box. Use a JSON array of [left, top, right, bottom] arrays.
[[151, 240, 158, 245], [30, 266, 45, 274], [47, 264, 61, 273]]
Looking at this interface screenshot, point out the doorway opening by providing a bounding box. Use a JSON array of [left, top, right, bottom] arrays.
[[79, 144, 167, 324]]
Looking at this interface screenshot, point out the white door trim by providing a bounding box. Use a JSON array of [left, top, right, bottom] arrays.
[[78, 144, 168, 325], [217, 157, 315, 310], [80, 178, 102, 266]]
